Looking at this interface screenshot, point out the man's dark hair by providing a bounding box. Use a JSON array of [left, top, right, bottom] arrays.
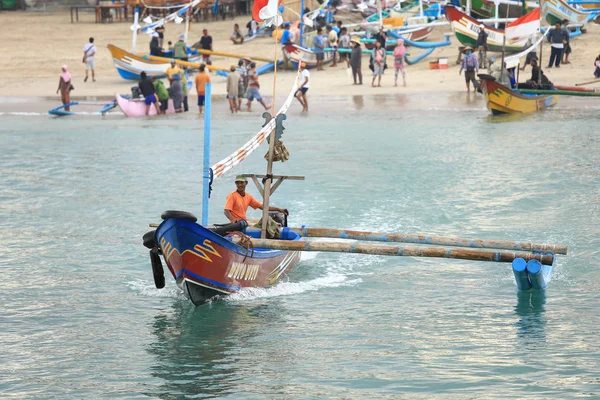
[[200, 64, 206, 72], [89, 37, 94, 43], [317, 28, 323, 33], [141, 71, 147, 79], [250, 62, 256, 68]]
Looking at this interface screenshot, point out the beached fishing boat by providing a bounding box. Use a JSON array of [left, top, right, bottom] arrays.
[[284, 44, 333, 69], [479, 74, 558, 115], [48, 100, 117, 116], [107, 44, 204, 80], [458, 0, 537, 19], [445, 6, 532, 52], [540, 0, 595, 25], [115, 93, 176, 117]]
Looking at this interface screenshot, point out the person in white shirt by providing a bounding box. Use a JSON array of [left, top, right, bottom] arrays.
[[83, 37, 97, 82], [295, 63, 310, 112]]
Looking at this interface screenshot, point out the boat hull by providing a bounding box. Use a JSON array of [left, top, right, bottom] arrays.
[[540, 0, 592, 25], [107, 44, 203, 80], [155, 218, 301, 306], [445, 6, 531, 52], [115, 93, 176, 117], [479, 76, 558, 115], [284, 44, 333, 69]]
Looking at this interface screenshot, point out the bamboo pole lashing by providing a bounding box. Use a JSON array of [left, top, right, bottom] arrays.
[[237, 238, 556, 265]]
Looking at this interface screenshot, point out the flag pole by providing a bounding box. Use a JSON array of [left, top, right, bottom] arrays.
[[201, 82, 212, 226]]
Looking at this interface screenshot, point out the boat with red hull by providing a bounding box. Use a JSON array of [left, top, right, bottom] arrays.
[[149, 213, 301, 305]]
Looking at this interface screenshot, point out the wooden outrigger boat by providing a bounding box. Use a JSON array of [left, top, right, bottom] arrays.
[[115, 93, 177, 117], [445, 6, 532, 52], [48, 100, 117, 116], [540, 0, 595, 25], [284, 44, 333, 69], [143, 72, 306, 306], [107, 44, 204, 80], [458, 0, 538, 19], [479, 74, 559, 115]]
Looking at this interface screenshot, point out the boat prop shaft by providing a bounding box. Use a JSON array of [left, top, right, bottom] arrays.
[[242, 239, 556, 265], [289, 228, 567, 255]]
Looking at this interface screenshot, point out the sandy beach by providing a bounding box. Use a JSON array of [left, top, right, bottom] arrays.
[[1, 9, 599, 108]]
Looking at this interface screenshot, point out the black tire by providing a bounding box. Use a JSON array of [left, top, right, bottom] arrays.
[[160, 210, 198, 222], [150, 249, 165, 289], [142, 230, 156, 249]]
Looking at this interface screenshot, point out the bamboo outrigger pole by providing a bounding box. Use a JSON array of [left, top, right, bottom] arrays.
[[240, 239, 556, 265], [289, 228, 568, 254]]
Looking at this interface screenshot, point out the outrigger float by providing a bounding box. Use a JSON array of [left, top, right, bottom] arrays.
[[48, 100, 117, 116], [141, 71, 568, 306]]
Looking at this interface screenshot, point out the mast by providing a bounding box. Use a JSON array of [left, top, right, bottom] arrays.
[[184, 1, 191, 43], [201, 83, 212, 226], [300, 0, 305, 47], [499, 4, 511, 83], [132, 7, 139, 53]]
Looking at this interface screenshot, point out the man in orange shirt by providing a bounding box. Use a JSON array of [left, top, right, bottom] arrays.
[[224, 176, 288, 223], [194, 64, 211, 114]]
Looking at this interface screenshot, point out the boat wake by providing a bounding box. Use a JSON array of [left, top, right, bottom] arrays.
[[223, 272, 363, 303], [127, 279, 185, 300]]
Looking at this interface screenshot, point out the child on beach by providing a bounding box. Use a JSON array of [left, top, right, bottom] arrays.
[[393, 38, 406, 87]]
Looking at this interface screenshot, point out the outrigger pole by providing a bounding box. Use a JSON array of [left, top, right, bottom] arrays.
[[289, 227, 568, 254], [235, 238, 557, 265]]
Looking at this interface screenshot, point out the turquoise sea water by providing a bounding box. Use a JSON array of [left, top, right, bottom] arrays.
[[1, 99, 600, 399]]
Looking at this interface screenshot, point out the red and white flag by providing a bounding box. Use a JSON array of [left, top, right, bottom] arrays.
[[505, 8, 541, 41], [253, 0, 283, 26]]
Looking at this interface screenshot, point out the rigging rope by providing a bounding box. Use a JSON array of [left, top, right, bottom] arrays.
[[210, 64, 302, 180]]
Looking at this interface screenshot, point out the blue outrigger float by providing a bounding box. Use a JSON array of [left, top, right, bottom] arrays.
[[48, 100, 117, 116]]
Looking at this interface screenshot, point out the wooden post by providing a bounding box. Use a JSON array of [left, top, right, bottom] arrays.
[[289, 227, 568, 254], [499, 3, 511, 83], [239, 238, 556, 265]]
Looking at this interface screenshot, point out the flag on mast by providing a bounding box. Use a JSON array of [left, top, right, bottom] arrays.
[[505, 8, 541, 42]]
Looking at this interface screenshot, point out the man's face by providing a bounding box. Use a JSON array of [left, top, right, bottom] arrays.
[[236, 181, 247, 192], [203, 30, 208, 36]]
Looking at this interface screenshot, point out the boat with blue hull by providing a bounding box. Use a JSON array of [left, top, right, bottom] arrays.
[[150, 213, 302, 306]]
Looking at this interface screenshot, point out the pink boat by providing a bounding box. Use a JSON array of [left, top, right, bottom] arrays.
[[115, 93, 176, 117]]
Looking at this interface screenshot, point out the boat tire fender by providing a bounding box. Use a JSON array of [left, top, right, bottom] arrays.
[[161, 210, 198, 222], [143, 230, 157, 249], [150, 249, 166, 289]]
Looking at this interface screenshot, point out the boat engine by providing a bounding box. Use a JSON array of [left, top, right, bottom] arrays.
[[142, 230, 165, 289]]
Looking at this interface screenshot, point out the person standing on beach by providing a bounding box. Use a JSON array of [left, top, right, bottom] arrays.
[[280, 24, 293, 70], [476, 24, 488, 69], [547, 22, 568, 68], [338, 27, 351, 67], [194, 64, 211, 114], [139, 71, 160, 116], [169, 74, 184, 113], [562, 19, 571, 65], [56, 65, 72, 111], [459, 46, 479, 92], [226, 65, 240, 113], [313, 28, 325, 70], [374, 27, 387, 48], [155, 25, 165, 48], [393, 38, 406, 87], [83, 37, 96, 82], [173, 34, 188, 61], [152, 76, 169, 114], [150, 32, 163, 56], [350, 38, 363, 85], [370, 40, 386, 87], [327, 25, 338, 67], [181, 66, 189, 112], [594, 54, 600, 78], [246, 62, 270, 112], [199, 29, 213, 65], [235, 59, 249, 111], [165, 60, 181, 85], [295, 63, 310, 112]]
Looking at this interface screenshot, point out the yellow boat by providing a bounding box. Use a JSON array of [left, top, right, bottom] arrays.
[[479, 75, 558, 115]]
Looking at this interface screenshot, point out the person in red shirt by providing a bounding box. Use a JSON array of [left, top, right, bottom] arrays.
[[224, 176, 288, 223]]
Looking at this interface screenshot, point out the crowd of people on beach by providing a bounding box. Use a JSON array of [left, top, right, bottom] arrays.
[[56, 10, 600, 114]]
